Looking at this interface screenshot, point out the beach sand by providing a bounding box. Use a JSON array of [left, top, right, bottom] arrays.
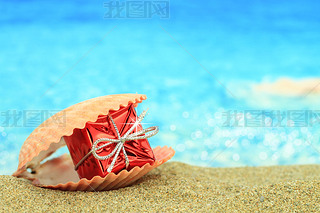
[[254, 77, 320, 97], [1, 162, 320, 212]]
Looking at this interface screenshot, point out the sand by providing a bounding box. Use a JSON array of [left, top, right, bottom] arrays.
[[254, 77, 320, 97], [1, 162, 320, 212]]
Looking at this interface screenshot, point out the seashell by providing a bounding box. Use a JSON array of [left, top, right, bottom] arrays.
[[12, 94, 175, 191]]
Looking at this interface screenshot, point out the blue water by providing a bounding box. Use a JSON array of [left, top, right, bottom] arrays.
[[1, 0, 320, 174]]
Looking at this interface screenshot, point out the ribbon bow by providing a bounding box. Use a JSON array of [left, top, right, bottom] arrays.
[[75, 109, 159, 173]]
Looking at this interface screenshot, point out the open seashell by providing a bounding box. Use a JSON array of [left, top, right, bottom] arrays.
[[12, 94, 175, 191]]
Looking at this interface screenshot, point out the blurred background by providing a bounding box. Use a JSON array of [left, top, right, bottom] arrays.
[[1, 0, 320, 174]]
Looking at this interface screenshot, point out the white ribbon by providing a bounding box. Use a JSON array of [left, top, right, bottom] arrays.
[[75, 109, 159, 173]]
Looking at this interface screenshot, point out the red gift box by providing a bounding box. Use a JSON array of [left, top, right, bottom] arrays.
[[64, 104, 156, 180]]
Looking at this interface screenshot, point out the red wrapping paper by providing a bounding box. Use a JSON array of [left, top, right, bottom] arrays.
[[64, 104, 155, 180]]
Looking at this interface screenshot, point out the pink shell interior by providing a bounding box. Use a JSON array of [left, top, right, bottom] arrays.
[[34, 146, 174, 191]]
